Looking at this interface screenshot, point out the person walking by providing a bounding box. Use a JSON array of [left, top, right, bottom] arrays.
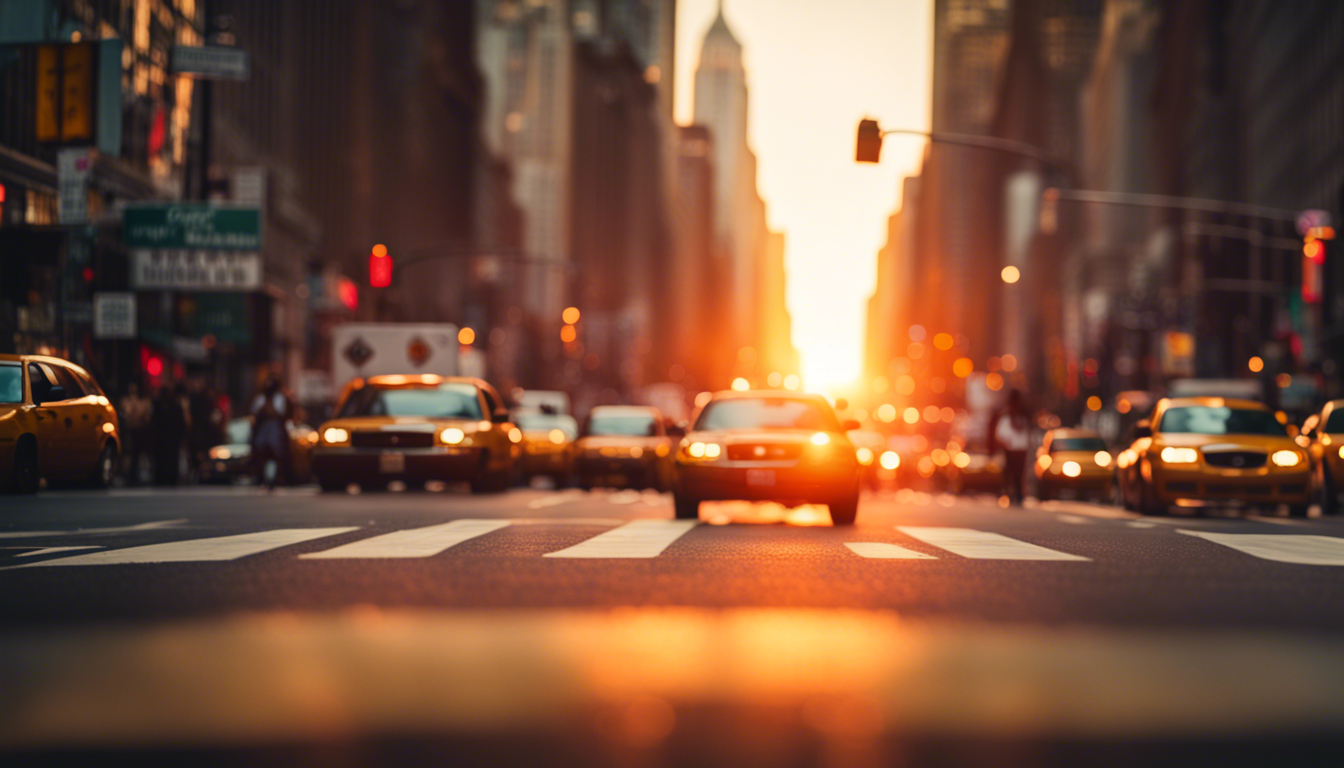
[[988, 388, 1032, 506], [118, 381, 152, 485], [150, 383, 187, 486], [250, 375, 292, 489]]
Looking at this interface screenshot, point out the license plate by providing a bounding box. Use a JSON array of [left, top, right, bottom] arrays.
[[746, 469, 775, 487], [379, 453, 405, 473]]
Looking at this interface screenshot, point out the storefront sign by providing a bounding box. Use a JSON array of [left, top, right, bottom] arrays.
[[57, 147, 93, 224], [171, 46, 250, 80], [93, 293, 136, 338], [123, 204, 262, 250], [131, 251, 262, 290]]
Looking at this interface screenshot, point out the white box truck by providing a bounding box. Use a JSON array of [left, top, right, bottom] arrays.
[[331, 323, 460, 390]]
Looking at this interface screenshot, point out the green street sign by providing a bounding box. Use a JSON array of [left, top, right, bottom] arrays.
[[123, 204, 262, 250]]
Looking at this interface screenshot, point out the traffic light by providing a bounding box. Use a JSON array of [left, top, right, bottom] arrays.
[[856, 119, 883, 163], [369, 243, 392, 288], [1303, 238, 1326, 304]]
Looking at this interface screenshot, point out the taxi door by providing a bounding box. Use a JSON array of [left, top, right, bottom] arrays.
[[27, 363, 77, 480], [50, 363, 102, 473]]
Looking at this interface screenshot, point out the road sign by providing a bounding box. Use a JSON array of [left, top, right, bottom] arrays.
[[131, 251, 262, 290], [56, 147, 92, 225], [123, 204, 262, 250], [93, 293, 136, 338], [170, 46, 250, 80]]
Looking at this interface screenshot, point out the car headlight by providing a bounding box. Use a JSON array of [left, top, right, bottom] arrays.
[[322, 427, 349, 445], [1094, 451, 1112, 467], [1337, 446, 1344, 460], [685, 441, 722, 460], [1037, 455, 1052, 470], [1271, 449, 1302, 468], [1159, 446, 1198, 464], [439, 427, 465, 445], [879, 451, 900, 470], [856, 447, 874, 465], [1062, 461, 1082, 478], [549, 429, 567, 445], [508, 428, 522, 443], [810, 432, 831, 447]]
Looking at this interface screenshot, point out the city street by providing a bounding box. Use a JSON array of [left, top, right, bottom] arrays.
[[4, 487, 1344, 762]]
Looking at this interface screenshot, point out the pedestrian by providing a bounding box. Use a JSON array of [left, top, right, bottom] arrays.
[[150, 383, 187, 486], [187, 378, 216, 479], [118, 380, 152, 485], [250, 375, 292, 489], [989, 388, 1032, 506]]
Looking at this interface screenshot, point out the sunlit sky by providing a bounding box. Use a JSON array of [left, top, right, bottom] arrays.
[[674, 0, 932, 393]]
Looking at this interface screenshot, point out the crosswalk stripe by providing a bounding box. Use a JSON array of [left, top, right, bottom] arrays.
[[845, 542, 938, 559], [10, 528, 357, 567], [14, 546, 103, 558], [544, 519, 697, 559], [1178, 530, 1344, 565], [300, 520, 510, 559], [896, 526, 1090, 561]]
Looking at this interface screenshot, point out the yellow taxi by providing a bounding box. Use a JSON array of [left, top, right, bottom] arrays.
[[514, 410, 579, 486], [312, 375, 520, 493], [1, 354, 120, 493], [672, 390, 862, 525], [1300, 400, 1344, 515], [1035, 428, 1114, 501], [200, 417, 319, 485], [1116, 398, 1310, 516], [573, 405, 676, 490]]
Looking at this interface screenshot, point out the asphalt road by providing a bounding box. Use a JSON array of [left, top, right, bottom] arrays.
[[4, 485, 1344, 764]]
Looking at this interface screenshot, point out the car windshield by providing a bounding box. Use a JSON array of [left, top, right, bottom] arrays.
[[587, 412, 658, 437], [0, 363, 20, 403], [518, 413, 578, 440], [1051, 437, 1107, 452], [226, 418, 251, 444], [337, 383, 483, 419], [696, 398, 841, 431], [1158, 406, 1286, 436], [1324, 410, 1344, 433]]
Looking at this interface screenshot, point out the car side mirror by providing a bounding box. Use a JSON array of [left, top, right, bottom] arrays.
[[492, 407, 510, 424], [1133, 419, 1151, 439], [842, 419, 861, 432], [37, 385, 65, 405]]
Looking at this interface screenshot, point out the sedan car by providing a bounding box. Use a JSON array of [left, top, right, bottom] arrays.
[[514, 410, 579, 486], [573, 405, 675, 490], [1116, 397, 1310, 516], [1300, 400, 1344, 515], [1035, 428, 1113, 501], [312, 375, 520, 493], [1, 354, 119, 493], [672, 390, 862, 525], [200, 417, 318, 485]]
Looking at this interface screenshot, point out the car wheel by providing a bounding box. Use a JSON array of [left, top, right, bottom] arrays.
[[89, 443, 117, 489], [1139, 476, 1166, 516], [1318, 466, 1339, 516], [828, 493, 860, 526], [11, 438, 39, 495], [673, 494, 700, 520]]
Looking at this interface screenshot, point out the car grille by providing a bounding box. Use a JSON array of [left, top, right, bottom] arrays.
[[1206, 484, 1272, 495], [726, 444, 802, 461], [1165, 481, 1197, 494], [351, 431, 435, 449], [1202, 451, 1267, 469]]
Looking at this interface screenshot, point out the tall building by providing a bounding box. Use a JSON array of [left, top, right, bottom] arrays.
[[692, 2, 794, 378]]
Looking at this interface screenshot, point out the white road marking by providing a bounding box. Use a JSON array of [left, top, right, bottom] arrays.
[[897, 527, 1090, 561], [1126, 521, 1158, 529], [845, 542, 938, 560], [300, 520, 509, 559], [1178, 530, 1344, 565], [1056, 514, 1090, 525], [13, 546, 104, 557], [544, 519, 698, 559], [525, 491, 583, 509], [607, 490, 643, 505], [10, 528, 357, 567], [0, 519, 186, 539]]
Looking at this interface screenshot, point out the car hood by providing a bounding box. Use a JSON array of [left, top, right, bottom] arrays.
[[576, 436, 663, 450], [688, 429, 851, 447], [319, 417, 485, 432]]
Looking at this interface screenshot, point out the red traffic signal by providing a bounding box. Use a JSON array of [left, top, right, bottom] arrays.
[[369, 244, 392, 288], [856, 119, 883, 163]]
